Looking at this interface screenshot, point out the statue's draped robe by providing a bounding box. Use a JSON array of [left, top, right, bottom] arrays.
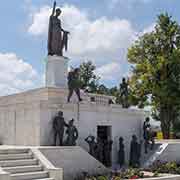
[[48, 15, 62, 56]]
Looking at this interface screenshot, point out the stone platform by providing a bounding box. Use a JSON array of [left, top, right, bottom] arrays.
[[0, 87, 146, 165]]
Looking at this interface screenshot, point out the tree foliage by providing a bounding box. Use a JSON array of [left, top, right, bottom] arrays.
[[78, 61, 122, 103], [127, 13, 180, 138], [78, 61, 99, 92]]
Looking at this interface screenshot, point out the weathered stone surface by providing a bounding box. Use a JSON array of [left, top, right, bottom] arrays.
[[46, 56, 69, 88], [39, 146, 108, 180]]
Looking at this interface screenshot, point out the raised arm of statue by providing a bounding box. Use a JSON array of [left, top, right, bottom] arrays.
[[51, 1, 56, 16]]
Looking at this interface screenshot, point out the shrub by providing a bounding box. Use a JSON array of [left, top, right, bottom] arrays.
[[150, 161, 180, 174]]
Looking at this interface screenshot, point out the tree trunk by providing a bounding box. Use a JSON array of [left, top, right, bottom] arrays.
[[160, 106, 172, 139]]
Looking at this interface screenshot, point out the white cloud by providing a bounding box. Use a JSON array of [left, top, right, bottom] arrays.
[[111, 0, 151, 5], [28, 6, 51, 35], [142, 23, 155, 34], [0, 53, 41, 95], [28, 4, 136, 59], [96, 62, 121, 81], [109, 0, 152, 9], [27, 4, 154, 85]]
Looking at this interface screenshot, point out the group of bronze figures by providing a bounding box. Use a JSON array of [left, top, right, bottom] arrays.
[[52, 111, 155, 168], [84, 134, 141, 168], [84, 117, 155, 168], [85, 136, 113, 167], [53, 111, 78, 146]]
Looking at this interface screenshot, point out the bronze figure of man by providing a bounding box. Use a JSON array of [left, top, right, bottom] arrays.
[[48, 1, 69, 56], [65, 119, 78, 146], [67, 68, 82, 102], [53, 111, 68, 146], [85, 135, 97, 158], [120, 77, 129, 108]]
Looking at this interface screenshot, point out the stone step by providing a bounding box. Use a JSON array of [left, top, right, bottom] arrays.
[[0, 153, 33, 161], [0, 159, 38, 167], [3, 165, 43, 174], [0, 149, 29, 154], [11, 171, 49, 180]]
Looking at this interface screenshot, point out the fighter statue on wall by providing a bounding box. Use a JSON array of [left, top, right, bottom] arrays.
[[48, 1, 70, 56]]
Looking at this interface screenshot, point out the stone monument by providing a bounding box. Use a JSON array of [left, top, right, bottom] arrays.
[[0, 1, 146, 173], [46, 1, 70, 88]]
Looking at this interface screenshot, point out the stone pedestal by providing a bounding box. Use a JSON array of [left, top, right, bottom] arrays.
[[46, 56, 69, 88]]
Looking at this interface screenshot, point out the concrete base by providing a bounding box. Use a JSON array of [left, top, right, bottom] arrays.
[[0, 87, 146, 165], [39, 146, 108, 180], [46, 56, 69, 88]]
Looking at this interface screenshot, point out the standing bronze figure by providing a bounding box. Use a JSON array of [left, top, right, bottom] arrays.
[[67, 68, 82, 102], [119, 77, 129, 108], [129, 135, 141, 168], [143, 117, 151, 153], [143, 117, 155, 153], [104, 139, 113, 167], [118, 137, 125, 168], [48, 1, 69, 56], [65, 119, 79, 146], [96, 138, 104, 163], [85, 135, 97, 158], [53, 111, 68, 146]]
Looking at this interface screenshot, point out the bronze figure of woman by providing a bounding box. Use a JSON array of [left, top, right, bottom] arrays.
[[48, 1, 69, 56]]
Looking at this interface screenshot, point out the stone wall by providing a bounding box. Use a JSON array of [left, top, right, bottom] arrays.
[[0, 87, 146, 165]]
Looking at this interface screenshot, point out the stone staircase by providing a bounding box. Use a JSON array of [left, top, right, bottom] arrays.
[[140, 143, 168, 168], [0, 148, 54, 180]]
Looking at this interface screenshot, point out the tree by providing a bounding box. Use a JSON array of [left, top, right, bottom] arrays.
[[78, 61, 100, 93], [128, 13, 180, 138], [97, 84, 109, 95]]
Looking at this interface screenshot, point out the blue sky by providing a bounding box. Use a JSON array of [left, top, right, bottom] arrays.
[[0, 0, 179, 95]]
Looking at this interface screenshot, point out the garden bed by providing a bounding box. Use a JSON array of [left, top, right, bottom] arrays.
[[75, 162, 180, 180], [75, 169, 180, 180]]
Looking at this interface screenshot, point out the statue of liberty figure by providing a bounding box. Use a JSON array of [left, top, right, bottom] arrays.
[[48, 1, 69, 56]]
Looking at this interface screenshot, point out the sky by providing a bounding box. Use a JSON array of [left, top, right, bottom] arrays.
[[0, 0, 180, 95]]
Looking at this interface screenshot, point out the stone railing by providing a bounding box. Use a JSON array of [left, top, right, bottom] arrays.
[[85, 93, 116, 106], [31, 148, 63, 180]]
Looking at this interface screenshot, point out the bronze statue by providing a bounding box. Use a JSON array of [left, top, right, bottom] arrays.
[[120, 77, 129, 108], [65, 119, 78, 146], [67, 68, 82, 102], [129, 135, 141, 168], [104, 139, 113, 167], [48, 1, 69, 56], [96, 138, 104, 163], [53, 111, 68, 146], [118, 137, 125, 168], [85, 135, 97, 158], [143, 117, 151, 153], [143, 117, 155, 153]]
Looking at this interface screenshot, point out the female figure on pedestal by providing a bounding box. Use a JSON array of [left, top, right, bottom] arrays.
[[48, 1, 69, 56]]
